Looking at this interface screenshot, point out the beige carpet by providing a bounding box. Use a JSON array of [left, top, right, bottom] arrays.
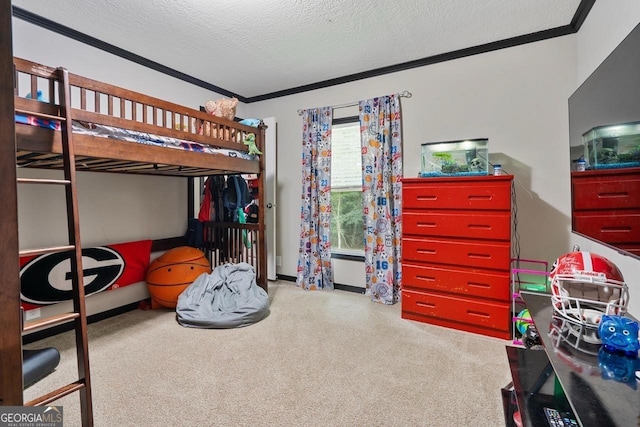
[[24, 281, 512, 426]]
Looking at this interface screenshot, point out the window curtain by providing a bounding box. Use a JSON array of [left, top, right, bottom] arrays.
[[359, 95, 403, 304], [297, 107, 334, 290]]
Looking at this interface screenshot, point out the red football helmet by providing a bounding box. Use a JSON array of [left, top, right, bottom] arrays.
[[550, 251, 628, 328]]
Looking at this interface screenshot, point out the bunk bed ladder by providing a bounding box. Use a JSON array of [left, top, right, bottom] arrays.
[[16, 68, 94, 426]]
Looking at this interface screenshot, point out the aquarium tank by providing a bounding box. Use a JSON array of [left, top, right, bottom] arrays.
[[420, 138, 489, 177], [583, 121, 640, 170]]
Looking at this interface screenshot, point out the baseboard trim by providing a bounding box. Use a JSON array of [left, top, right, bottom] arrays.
[[23, 301, 142, 344], [276, 274, 365, 294]]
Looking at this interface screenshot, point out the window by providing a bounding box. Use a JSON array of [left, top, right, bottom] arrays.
[[331, 118, 363, 256]]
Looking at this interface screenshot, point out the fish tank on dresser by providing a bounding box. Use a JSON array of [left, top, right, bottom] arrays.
[[583, 121, 640, 169], [419, 138, 489, 177]]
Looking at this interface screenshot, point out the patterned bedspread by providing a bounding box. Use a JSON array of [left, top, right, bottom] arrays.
[[15, 114, 256, 161]]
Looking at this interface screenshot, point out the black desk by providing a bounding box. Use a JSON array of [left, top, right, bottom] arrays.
[[506, 292, 640, 427]]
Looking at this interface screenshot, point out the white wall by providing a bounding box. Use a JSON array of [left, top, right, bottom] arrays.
[[12, 19, 243, 117], [12, 18, 230, 318], [576, 1, 640, 83], [569, 1, 640, 317], [244, 36, 578, 290]]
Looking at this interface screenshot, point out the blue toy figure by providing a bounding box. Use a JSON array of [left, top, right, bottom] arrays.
[[25, 90, 45, 102], [598, 315, 640, 356]]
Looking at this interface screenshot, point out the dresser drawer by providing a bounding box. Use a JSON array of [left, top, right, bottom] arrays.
[[403, 211, 511, 240], [573, 211, 640, 243], [402, 289, 510, 332], [403, 262, 510, 301], [403, 181, 511, 211], [572, 174, 640, 210], [402, 237, 511, 270]]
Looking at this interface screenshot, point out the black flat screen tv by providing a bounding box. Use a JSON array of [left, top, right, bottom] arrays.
[[568, 22, 640, 258]]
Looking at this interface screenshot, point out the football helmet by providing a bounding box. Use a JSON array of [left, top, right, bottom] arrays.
[[550, 251, 628, 327]]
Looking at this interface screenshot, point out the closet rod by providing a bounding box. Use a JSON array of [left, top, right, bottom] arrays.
[[297, 90, 412, 116]]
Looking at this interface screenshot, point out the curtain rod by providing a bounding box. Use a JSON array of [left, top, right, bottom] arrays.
[[297, 90, 412, 116]]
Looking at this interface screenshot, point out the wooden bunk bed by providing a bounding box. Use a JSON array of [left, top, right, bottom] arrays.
[[11, 57, 267, 282], [12, 56, 268, 283], [0, 8, 266, 425]]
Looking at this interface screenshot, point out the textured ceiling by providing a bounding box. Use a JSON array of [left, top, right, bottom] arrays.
[[12, 0, 584, 100]]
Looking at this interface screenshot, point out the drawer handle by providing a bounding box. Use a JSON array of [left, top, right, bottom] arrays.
[[468, 195, 492, 200], [467, 310, 490, 318], [468, 253, 491, 259], [597, 191, 628, 199], [416, 301, 436, 308], [417, 249, 436, 254], [416, 275, 436, 282], [468, 224, 491, 230], [417, 195, 437, 200], [417, 222, 437, 228], [468, 281, 490, 289], [601, 226, 632, 233]]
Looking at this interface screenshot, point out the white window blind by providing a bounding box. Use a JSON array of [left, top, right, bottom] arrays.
[[331, 122, 361, 189]]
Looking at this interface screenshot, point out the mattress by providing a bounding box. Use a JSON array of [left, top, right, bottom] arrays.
[[15, 114, 256, 160]]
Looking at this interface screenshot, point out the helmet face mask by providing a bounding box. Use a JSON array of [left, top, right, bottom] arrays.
[[550, 252, 628, 328], [550, 312, 602, 351]]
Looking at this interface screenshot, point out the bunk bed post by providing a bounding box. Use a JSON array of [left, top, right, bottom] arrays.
[[187, 177, 195, 219], [0, 0, 26, 405], [257, 124, 268, 291]]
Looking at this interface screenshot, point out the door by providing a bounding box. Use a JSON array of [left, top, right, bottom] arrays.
[[263, 117, 277, 280]]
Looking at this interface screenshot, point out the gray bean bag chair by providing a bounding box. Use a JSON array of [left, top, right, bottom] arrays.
[[176, 262, 269, 328]]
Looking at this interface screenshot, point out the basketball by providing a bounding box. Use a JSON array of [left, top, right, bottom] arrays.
[[146, 246, 211, 309]]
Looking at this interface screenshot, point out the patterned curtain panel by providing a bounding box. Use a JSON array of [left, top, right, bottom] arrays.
[[359, 95, 403, 304], [297, 107, 334, 290]]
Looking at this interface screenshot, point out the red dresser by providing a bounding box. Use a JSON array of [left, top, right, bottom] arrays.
[[571, 167, 640, 256], [401, 175, 513, 339]]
